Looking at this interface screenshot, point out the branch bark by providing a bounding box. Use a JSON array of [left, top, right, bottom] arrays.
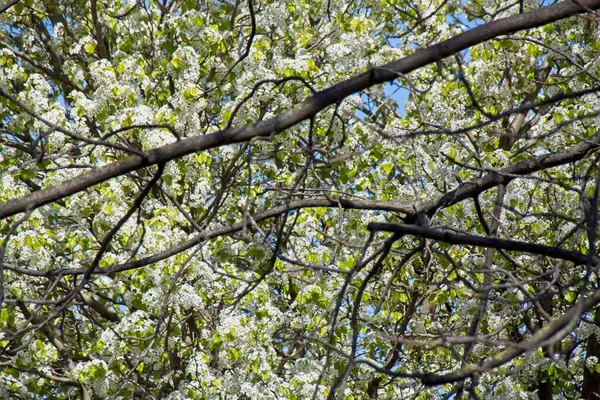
[[1, 0, 599, 219], [8, 122, 598, 280], [367, 222, 591, 265], [420, 288, 600, 385]]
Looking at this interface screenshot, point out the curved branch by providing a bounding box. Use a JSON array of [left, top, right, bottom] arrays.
[[367, 222, 591, 265], [420, 288, 600, 385], [1, 0, 599, 219], [417, 131, 600, 216], [7, 120, 599, 281], [44, 197, 410, 277], [0, 197, 411, 277], [6, 120, 597, 279], [0, 0, 19, 14]]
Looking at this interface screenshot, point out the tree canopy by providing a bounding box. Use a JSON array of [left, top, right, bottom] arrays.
[[1, 0, 600, 398]]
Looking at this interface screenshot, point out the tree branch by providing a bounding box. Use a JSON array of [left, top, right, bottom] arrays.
[[420, 288, 600, 385], [2, 0, 599, 219], [367, 222, 591, 265]]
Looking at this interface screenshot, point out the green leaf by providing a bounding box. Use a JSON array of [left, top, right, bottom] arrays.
[[183, 86, 199, 100], [553, 112, 564, 123], [19, 169, 36, 180], [192, 16, 204, 27], [84, 42, 97, 54]]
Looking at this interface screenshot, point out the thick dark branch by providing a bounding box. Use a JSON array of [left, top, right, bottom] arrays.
[[11, 119, 598, 278], [10, 124, 599, 279], [367, 223, 590, 265], [0, 0, 19, 14], [417, 131, 600, 216], [1, 0, 599, 219]]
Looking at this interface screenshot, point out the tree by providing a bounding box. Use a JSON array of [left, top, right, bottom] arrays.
[[1, 0, 600, 398]]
